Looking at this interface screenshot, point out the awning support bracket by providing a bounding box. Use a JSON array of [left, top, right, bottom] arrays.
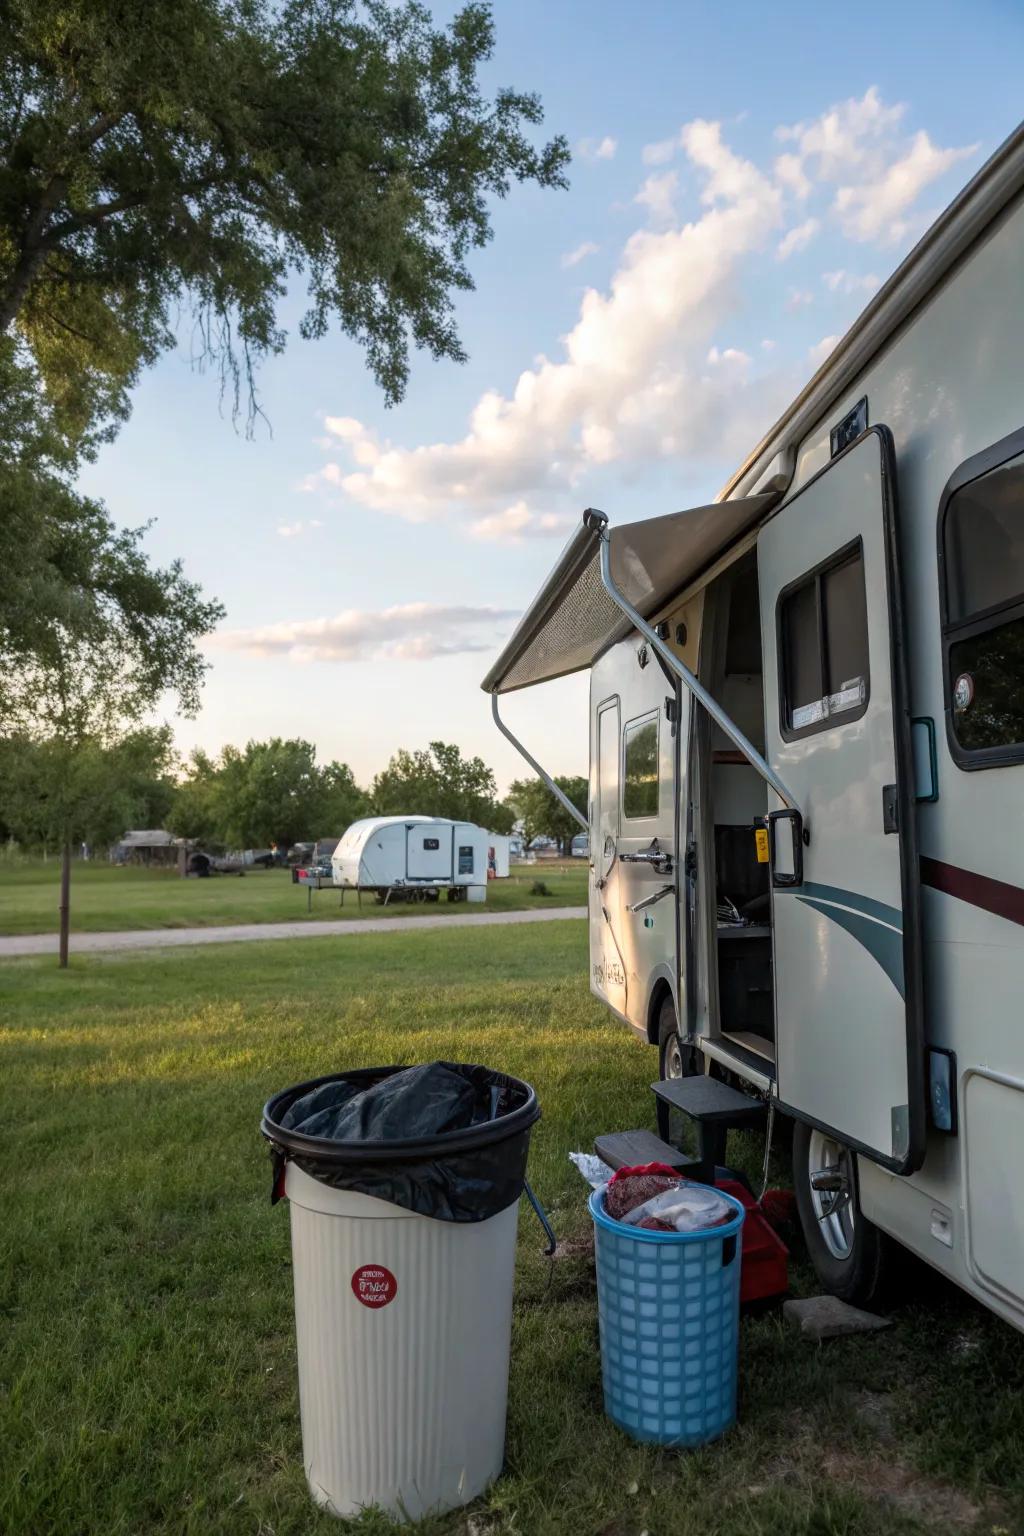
[[593, 515, 805, 821], [490, 692, 589, 831]]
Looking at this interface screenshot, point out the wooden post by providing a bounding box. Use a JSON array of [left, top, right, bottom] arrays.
[[59, 839, 71, 969]]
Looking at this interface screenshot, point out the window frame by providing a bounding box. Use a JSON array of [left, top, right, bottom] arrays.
[[775, 536, 871, 743], [621, 709, 661, 821], [936, 424, 1024, 771]]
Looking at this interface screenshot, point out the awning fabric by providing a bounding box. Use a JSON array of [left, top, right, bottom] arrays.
[[481, 494, 776, 695]]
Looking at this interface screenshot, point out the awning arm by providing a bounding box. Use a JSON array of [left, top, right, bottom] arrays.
[[593, 512, 805, 820], [491, 693, 589, 831]]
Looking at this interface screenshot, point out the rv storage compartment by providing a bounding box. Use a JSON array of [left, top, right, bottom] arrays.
[[262, 1062, 540, 1520], [589, 1185, 745, 1447]]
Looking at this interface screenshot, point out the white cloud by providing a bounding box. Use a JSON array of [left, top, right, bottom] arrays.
[[808, 334, 841, 368], [761, 338, 776, 352], [833, 130, 978, 243], [822, 269, 881, 295], [305, 93, 973, 539], [776, 216, 820, 260], [775, 88, 978, 244], [310, 119, 784, 528], [468, 501, 574, 544], [642, 134, 680, 166], [634, 169, 679, 226], [578, 135, 617, 162], [561, 241, 599, 269], [774, 151, 812, 201], [277, 519, 322, 538], [212, 603, 520, 665]]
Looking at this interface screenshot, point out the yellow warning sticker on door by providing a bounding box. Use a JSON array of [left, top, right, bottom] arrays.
[[754, 827, 769, 864]]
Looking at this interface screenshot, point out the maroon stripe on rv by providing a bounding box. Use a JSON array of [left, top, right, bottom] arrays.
[[920, 856, 1024, 929]]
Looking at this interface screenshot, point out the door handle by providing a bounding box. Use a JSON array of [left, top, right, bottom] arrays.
[[628, 884, 675, 914], [766, 808, 804, 888]]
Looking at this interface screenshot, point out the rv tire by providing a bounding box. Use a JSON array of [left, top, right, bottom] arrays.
[[792, 1120, 891, 1307], [657, 996, 702, 1080]]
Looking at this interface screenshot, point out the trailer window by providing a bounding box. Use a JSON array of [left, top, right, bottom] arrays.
[[941, 449, 1024, 762], [458, 845, 474, 874], [622, 715, 659, 818], [778, 541, 869, 738]]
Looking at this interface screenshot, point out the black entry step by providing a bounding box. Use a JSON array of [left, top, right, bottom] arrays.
[[594, 1128, 704, 1175], [651, 1074, 767, 1127]]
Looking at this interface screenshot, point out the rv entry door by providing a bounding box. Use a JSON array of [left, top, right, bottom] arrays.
[[757, 427, 924, 1173]]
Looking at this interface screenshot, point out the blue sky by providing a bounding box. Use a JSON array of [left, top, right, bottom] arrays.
[[77, 0, 1024, 792]]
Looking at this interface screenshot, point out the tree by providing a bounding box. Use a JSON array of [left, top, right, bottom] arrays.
[[170, 738, 367, 849], [507, 773, 588, 855], [0, 0, 569, 462], [0, 727, 175, 855], [1, 509, 222, 964], [372, 740, 513, 831]]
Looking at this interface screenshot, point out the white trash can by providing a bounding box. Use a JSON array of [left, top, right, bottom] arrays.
[[262, 1063, 541, 1522]]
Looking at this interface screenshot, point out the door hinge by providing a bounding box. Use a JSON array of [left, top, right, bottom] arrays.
[[882, 783, 898, 834], [684, 842, 698, 878]]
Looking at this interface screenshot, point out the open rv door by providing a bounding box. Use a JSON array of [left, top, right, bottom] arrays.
[[757, 427, 925, 1172]]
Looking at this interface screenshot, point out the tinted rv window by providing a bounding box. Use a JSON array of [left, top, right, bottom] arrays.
[[942, 451, 1024, 760], [779, 543, 869, 737], [622, 716, 659, 818]]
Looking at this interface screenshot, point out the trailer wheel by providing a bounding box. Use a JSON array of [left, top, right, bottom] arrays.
[[657, 995, 702, 1080], [792, 1120, 892, 1307]]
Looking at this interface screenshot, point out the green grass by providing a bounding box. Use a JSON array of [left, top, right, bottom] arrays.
[[2, 922, 1022, 1535], [0, 860, 588, 936]]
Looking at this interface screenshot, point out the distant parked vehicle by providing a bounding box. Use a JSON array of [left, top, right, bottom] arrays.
[[570, 834, 589, 858]]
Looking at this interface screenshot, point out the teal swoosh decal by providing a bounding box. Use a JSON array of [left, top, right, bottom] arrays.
[[791, 892, 905, 998], [798, 882, 903, 932]]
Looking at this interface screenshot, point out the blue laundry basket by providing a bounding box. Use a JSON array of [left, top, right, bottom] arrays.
[[589, 1186, 746, 1447]]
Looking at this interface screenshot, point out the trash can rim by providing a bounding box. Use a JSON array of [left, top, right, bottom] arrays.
[[262, 1062, 541, 1165], [589, 1186, 746, 1243]]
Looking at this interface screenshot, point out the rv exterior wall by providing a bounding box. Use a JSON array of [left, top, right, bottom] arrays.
[[584, 182, 1024, 1331]]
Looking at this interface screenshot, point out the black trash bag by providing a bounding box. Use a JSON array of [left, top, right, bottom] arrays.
[[280, 1061, 489, 1142], [261, 1061, 540, 1224]]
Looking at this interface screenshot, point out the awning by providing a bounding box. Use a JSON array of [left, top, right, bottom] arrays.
[[481, 493, 776, 695]]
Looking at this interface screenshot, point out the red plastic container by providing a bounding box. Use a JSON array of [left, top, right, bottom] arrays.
[[716, 1179, 789, 1305]]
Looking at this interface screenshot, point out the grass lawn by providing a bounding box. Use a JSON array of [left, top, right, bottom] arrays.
[[2, 921, 1022, 1535], [0, 860, 588, 936]]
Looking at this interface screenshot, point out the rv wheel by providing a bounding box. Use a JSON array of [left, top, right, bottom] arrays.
[[657, 996, 702, 1080], [792, 1120, 891, 1307]]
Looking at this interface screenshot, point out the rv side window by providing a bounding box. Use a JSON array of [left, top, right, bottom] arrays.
[[778, 541, 869, 738], [941, 449, 1024, 763], [622, 715, 659, 818], [458, 845, 474, 873]]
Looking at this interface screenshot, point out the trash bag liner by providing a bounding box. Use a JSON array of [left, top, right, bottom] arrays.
[[262, 1061, 540, 1223]]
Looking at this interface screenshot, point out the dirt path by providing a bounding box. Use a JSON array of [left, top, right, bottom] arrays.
[[0, 906, 587, 958]]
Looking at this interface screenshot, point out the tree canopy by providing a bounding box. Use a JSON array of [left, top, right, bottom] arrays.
[[168, 737, 367, 849], [371, 739, 514, 832], [507, 773, 588, 854], [0, 726, 175, 854], [0, 0, 569, 463]]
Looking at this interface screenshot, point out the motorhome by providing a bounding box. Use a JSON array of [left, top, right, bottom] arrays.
[[331, 816, 489, 903], [483, 123, 1024, 1331]]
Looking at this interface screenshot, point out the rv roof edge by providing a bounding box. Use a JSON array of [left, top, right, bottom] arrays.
[[720, 120, 1024, 504]]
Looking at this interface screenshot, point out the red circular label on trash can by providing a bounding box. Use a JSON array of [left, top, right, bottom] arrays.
[[351, 1264, 398, 1309]]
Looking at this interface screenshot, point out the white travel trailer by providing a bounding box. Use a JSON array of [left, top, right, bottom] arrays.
[[484, 123, 1024, 1331], [331, 817, 489, 903]]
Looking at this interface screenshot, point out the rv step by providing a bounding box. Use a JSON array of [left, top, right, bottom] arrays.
[[651, 1075, 767, 1128], [593, 1128, 707, 1178]]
